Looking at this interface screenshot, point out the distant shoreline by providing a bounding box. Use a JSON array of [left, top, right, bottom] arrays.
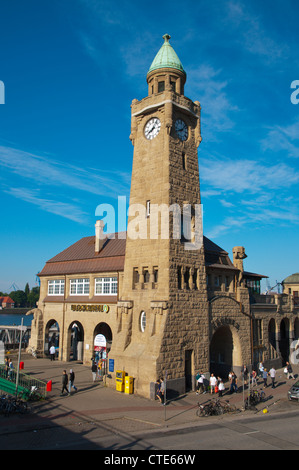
[[0, 308, 33, 315]]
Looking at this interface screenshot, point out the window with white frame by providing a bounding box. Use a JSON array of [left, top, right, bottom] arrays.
[[48, 279, 65, 295], [95, 277, 118, 295], [70, 278, 90, 295]]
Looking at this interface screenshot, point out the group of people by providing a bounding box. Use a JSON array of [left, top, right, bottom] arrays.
[[196, 373, 226, 396], [4, 357, 14, 381], [60, 369, 78, 396], [195, 361, 297, 397]]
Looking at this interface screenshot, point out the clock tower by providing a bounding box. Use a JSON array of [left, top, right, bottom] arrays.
[[114, 34, 209, 398]]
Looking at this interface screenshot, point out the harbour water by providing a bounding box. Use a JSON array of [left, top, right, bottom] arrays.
[[0, 314, 33, 327]]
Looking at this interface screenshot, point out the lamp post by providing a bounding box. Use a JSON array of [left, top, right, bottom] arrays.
[[15, 317, 24, 397]]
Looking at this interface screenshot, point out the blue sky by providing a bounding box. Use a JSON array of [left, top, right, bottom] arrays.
[[0, 0, 298, 293]]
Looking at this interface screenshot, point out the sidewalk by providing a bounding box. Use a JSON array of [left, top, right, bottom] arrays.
[[0, 355, 298, 438]]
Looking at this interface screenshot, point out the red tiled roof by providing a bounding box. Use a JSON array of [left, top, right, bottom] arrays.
[[38, 233, 126, 277], [39, 232, 265, 278], [0, 296, 14, 304]]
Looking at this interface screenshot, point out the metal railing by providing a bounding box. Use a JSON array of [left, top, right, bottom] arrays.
[[0, 365, 47, 400]]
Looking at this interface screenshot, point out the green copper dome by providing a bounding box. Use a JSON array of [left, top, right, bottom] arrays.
[[283, 273, 299, 284], [148, 34, 186, 75]]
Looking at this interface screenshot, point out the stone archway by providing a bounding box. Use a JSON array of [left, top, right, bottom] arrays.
[[279, 318, 290, 365], [210, 325, 242, 379], [44, 319, 60, 357], [94, 322, 113, 353], [67, 321, 84, 362]]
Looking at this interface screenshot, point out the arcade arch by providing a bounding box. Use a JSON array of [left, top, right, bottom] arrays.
[[67, 321, 84, 362], [279, 318, 290, 365], [210, 325, 242, 378], [44, 319, 60, 357]]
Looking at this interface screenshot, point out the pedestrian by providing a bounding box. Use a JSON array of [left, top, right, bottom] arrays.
[[251, 369, 257, 387], [269, 367, 276, 389], [218, 378, 225, 397], [209, 374, 217, 394], [286, 362, 295, 380], [61, 370, 70, 396], [230, 372, 238, 393], [242, 365, 249, 386], [156, 378, 165, 404], [196, 373, 206, 395], [68, 369, 78, 393], [263, 368, 268, 388], [258, 362, 264, 379], [49, 344, 56, 361], [91, 361, 97, 382], [4, 357, 9, 378], [8, 360, 14, 381]]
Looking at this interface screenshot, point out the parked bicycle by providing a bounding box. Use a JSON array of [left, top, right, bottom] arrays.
[[197, 398, 238, 417], [245, 389, 266, 410], [0, 394, 31, 417]]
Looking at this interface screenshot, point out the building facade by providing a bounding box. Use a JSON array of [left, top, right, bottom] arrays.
[[30, 35, 299, 398]]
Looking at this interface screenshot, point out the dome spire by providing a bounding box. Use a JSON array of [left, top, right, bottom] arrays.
[[147, 34, 186, 76]]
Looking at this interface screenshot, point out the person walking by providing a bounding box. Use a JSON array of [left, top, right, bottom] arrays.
[[269, 367, 276, 389], [242, 365, 249, 386], [156, 378, 165, 404], [230, 372, 238, 394], [61, 370, 70, 396], [262, 368, 268, 388], [286, 362, 295, 380], [196, 373, 206, 395], [218, 378, 225, 397], [209, 374, 217, 394], [258, 362, 264, 380], [49, 344, 56, 361], [8, 360, 14, 381], [91, 361, 97, 382], [68, 369, 78, 394], [4, 357, 9, 378], [251, 369, 257, 387]]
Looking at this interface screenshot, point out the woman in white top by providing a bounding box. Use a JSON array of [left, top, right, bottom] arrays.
[[209, 374, 218, 394]]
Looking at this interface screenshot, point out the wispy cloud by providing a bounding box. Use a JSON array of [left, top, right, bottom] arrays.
[[187, 65, 238, 137], [0, 145, 130, 223], [0, 145, 130, 197], [261, 118, 299, 159], [225, 0, 288, 62], [5, 187, 89, 224], [201, 156, 299, 193], [202, 155, 299, 239]]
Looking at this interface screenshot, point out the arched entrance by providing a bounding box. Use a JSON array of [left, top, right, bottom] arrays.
[[44, 319, 60, 358], [279, 318, 290, 365], [210, 325, 242, 378], [268, 319, 278, 360], [67, 321, 84, 362], [93, 323, 113, 377], [93, 323, 113, 355]]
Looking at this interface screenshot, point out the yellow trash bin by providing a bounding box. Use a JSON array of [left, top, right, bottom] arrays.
[[116, 370, 125, 392], [125, 376, 134, 394]]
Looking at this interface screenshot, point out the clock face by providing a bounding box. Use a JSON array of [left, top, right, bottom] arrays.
[[175, 119, 188, 141], [144, 117, 161, 140]]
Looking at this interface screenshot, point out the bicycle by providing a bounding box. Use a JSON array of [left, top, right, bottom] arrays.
[[0, 394, 31, 417], [245, 389, 266, 410], [196, 398, 238, 417]]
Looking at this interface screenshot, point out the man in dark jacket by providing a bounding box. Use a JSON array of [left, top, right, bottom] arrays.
[[61, 370, 70, 396]]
